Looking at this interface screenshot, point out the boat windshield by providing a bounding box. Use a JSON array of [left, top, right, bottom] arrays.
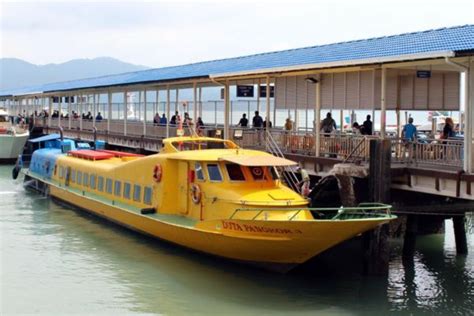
[[171, 139, 237, 151]]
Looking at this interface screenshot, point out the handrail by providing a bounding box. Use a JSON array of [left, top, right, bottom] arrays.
[[264, 130, 300, 191], [342, 136, 366, 163], [229, 203, 392, 221]]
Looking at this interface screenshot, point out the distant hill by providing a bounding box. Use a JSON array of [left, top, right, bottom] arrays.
[[0, 57, 149, 91]]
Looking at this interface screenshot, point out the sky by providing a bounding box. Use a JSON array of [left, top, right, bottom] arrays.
[[1, 0, 473, 68]]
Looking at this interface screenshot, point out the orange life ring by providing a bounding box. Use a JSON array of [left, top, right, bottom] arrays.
[[153, 164, 162, 182], [191, 183, 201, 204]]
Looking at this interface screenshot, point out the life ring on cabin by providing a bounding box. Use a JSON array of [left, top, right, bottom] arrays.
[[190, 183, 201, 204], [153, 164, 163, 182]]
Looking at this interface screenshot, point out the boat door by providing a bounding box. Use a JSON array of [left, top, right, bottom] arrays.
[[177, 161, 189, 215]]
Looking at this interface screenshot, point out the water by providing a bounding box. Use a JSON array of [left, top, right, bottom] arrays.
[[1, 165, 473, 315]]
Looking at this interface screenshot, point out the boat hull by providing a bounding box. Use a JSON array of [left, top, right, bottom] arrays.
[[0, 132, 29, 161], [25, 174, 393, 272]]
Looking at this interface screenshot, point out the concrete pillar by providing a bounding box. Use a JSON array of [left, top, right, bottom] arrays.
[[124, 91, 128, 136], [198, 87, 202, 118], [107, 91, 112, 133], [466, 61, 473, 173], [166, 86, 170, 138], [315, 75, 321, 156], [68, 95, 72, 129], [266, 76, 270, 130], [380, 67, 387, 138], [256, 79, 260, 112], [143, 89, 147, 136], [224, 80, 230, 139], [48, 97, 52, 127], [92, 94, 96, 127], [79, 95, 83, 131]]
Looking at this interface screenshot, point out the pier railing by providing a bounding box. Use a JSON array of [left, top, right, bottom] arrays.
[[33, 119, 464, 169]]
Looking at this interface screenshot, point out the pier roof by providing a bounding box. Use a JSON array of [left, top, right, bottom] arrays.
[[2, 24, 473, 97]]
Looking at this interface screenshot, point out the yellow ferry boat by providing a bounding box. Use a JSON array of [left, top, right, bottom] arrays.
[[22, 135, 395, 272]]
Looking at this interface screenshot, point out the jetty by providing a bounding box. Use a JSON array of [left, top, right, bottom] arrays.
[[2, 25, 473, 273]]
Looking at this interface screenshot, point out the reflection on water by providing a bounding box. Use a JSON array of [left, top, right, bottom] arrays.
[[0, 166, 472, 315]]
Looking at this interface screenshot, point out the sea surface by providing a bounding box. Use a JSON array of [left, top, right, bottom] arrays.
[[1, 165, 472, 315]]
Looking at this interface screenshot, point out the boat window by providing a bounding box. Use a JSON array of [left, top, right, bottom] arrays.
[[83, 173, 89, 187], [226, 164, 245, 181], [106, 178, 113, 194], [59, 166, 64, 179], [71, 169, 76, 183], [195, 163, 205, 181], [90, 174, 96, 190], [270, 167, 279, 180], [207, 164, 222, 182], [250, 167, 265, 181], [114, 180, 121, 197], [77, 171, 82, 185], [133, 185, 141, 202], [144, 187, 152, 205], [98, 176, 104, 192], [123, 182, 131, 199]]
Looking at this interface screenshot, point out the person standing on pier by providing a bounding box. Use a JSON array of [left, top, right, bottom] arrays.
[[321, 112, 336, 134], [402, 117, 417, 161], [170, 111, 178, 125], [252, 111, 263, 129], [153, 113, 160, 125], [253, 111, 264, 144], [237, 113, 248, 127], [95, 112, 103, 122], [361, 115, 373, 135], [159, 113, 167, 125]]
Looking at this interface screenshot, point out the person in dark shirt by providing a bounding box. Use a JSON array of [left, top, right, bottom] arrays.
[[95, 112, 103, 122], [170, 111, 178, 125], [321, 112, 336, 133], [252, 111, 263, 129], [442, 117, 455, 139], [238, 113, 248, 127], [361, 115, 373, 135]]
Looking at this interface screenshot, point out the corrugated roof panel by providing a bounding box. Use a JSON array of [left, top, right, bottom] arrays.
[[1, 25, 473, 97]]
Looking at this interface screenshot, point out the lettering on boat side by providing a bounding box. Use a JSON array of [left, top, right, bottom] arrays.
[[221, 221, 302, 234]]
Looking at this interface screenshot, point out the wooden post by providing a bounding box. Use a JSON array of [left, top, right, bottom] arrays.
[[453, 215, 468, 254], [363, 138, 392, 275], [403, 215, 418, 261]]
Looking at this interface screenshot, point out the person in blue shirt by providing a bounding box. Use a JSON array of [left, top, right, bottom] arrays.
[[402, 117, 417, 161], [402, 117, 417, 141], [159, 113, 167, 125]]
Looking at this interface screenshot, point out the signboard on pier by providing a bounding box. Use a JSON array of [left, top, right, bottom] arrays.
[[259, 85, 275, 98], [236, 85, 254, 97], [416, 70, 431, 78]]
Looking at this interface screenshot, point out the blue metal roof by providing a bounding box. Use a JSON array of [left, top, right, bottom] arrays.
[[2, 25, 473, 97]]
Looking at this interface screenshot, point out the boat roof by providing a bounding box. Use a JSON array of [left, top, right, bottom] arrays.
[[28, 133, 61, 143], [68, 149, 114, 160], [165, 149, 297, 166], [97, 149, 144, 158]]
